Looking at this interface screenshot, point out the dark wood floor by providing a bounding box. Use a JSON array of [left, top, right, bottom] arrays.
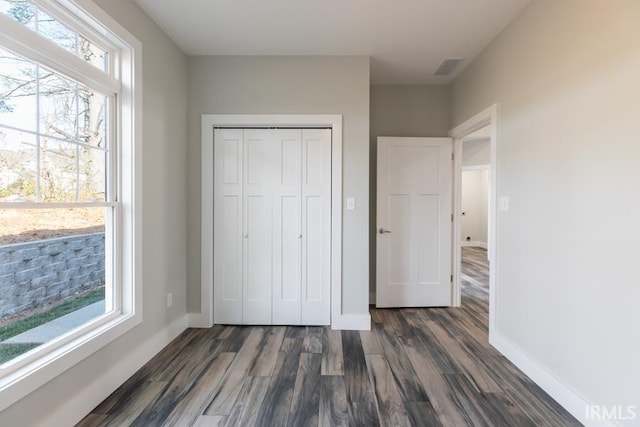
[[78, 247, 581, 426]]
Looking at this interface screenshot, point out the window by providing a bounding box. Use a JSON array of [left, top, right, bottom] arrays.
[[0, 0, 109, 72], [0, 47, 109, 203], [0, 0, 140, 410]]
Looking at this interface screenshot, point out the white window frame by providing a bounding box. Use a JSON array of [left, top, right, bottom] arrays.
[[0, 0, 141, 411]]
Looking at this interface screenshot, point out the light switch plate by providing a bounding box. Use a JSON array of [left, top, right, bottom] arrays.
[[499, 196, 509, 211], [347, 197, 356, 210]]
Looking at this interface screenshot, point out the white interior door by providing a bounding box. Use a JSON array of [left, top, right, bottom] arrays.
[[376, 137, 453, 307]]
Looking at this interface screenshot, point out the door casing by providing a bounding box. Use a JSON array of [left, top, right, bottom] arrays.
[[199, 114, 347, 329], [449, 104, 498, 340]]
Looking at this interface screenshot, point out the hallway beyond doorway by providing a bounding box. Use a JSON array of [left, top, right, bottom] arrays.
[[461, 246, 490, 301]]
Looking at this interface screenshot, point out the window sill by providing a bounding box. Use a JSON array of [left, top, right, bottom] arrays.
[[0, 310, 142, 412]]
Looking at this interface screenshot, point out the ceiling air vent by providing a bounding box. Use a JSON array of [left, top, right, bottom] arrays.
[[434, 57, 464, 76]]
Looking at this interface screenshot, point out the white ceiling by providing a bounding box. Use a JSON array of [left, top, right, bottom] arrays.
[[133, 0, 531, 85]]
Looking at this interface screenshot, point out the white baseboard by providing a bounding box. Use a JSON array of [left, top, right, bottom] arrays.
[[461, 241, 488, 249], [332, 314, 371, 331], [49, 315, 188, 426], [190, 310, 372, 331], [188, 312, 213, 328], [369, 292, 375, 305], [490, 329, 616, 427]]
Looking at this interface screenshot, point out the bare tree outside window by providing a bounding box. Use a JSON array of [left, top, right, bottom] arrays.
[[1, 0, 108, 203]]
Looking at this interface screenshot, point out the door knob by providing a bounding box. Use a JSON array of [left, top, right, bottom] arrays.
[[379, 228, 391, 234], [297, 234, 302, 239], [244, 234, 249, 238]]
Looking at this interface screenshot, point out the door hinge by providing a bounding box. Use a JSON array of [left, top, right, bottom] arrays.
[[452, 152, 454, 161], [450, 274, 453, 282], [451, 214, 454, 222]]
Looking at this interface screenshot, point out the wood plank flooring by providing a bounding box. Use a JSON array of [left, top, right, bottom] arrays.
[[78, 247, 581, 426]]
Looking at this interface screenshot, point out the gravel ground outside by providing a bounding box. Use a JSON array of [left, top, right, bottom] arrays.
[[0, 207, 104, 246]]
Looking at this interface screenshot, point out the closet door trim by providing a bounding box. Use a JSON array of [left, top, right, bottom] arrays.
[[200, 114, 348, 329]]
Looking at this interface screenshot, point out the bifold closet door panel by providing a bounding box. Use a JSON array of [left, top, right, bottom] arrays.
[[243, 129, 279, 325], [272, 129, 303, 325], [213, 129, 243, 324], [301, 129, 331, 325]]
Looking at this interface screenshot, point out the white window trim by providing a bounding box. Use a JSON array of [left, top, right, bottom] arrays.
[[0, 0, 142, 412]]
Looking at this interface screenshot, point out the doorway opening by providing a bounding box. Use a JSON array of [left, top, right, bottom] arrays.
[[461, 136, 490, 308], [449, 104, 497, 339]]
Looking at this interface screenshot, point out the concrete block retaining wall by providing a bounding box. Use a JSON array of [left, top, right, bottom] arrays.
[[0, 233, 105, 318]]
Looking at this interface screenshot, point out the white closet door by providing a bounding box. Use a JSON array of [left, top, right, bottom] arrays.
[[272, 129, 303, 324], [301, 129, 331, 325], [214, 127, 331, 326], [213, 129, 243, 324], [243, 129, 278, 324]]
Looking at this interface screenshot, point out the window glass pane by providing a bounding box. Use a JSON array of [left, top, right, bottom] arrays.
[[0, 1, 36, 30], [78, 37, 108, 73], [0, 48, 37, 132], [0, 207, 109, 365], [78, 93, 107, 149], [0, 1, 109, 72], [39, 70, 77, 142], [78, 147, 106, 202], [38, 140, 106, 203], [39, 66, 108, 149], [39, 138, 77, 202], [36, 10, 109, 72], [1, 51, 108, 203], [37, 10, 76, 53], [0, 126, 36, 202]]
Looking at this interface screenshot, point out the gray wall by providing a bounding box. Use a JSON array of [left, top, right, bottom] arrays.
[[187, 56, 370, 315], [452, 0, 640, 411], [1, 0, 189, 424], [369, 85, 450, 296], [370, 85, 451, 138], [0, 234, 105, 317]]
